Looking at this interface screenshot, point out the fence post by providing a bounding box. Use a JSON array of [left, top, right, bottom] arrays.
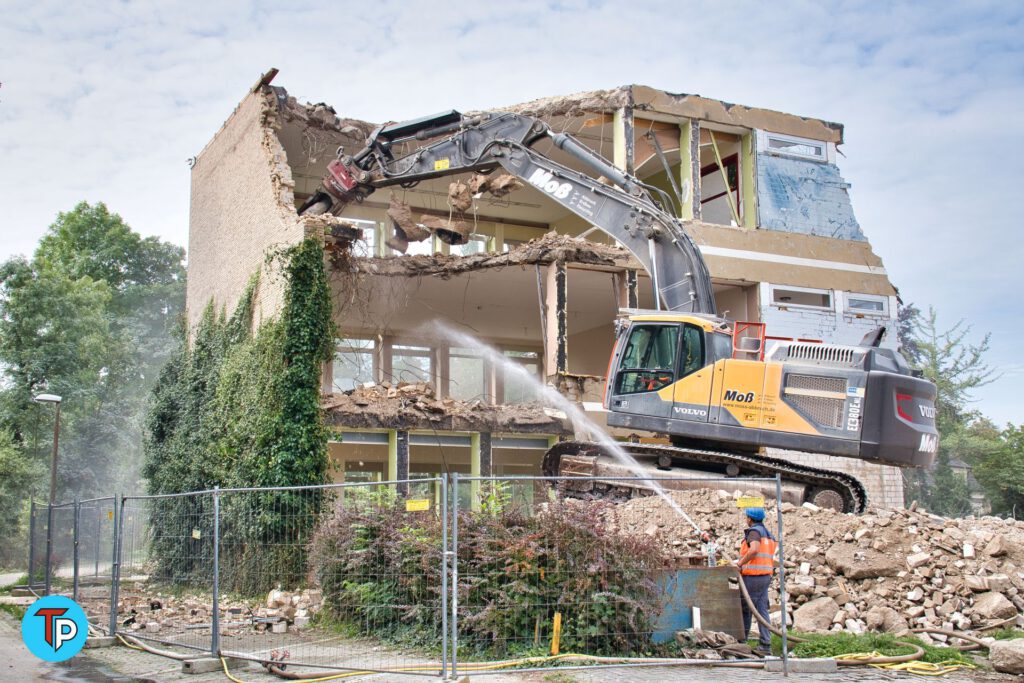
[[451, 472, 459, 680], [440, 474, 449, 679], [94, 503, 101, 578], [109, 494, 123, 637], [211, 488, 221, 656], [73, 497, 81, 602], [775, 475, 789, 676], [28, 501, 36, 589], [44, 502, 53, 596]]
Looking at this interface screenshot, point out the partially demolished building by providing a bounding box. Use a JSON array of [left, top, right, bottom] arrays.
[[187, 71, 905, 507]]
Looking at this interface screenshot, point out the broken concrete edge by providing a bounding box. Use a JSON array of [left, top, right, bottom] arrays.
[[336, 231, 635, 278], [322, 393, 571, 435], [181, 656, 253, 674]]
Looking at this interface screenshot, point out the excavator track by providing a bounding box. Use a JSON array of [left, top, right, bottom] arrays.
[[542, 441, 867, 514]]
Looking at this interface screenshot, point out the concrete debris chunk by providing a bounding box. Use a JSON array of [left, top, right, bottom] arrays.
[[448, 180, 473, 212], [793, 596, 840, 633], [387, 194, 431, 244], [906, 551, 930, 569], [991, 639, 1024, 674], [825, 544, 900, 579], [985, 534, 1008, 557], [972, 591, 1017, 620], [484, 174, 523, 198]]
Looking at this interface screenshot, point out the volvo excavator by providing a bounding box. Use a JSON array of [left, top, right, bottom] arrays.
[[299, 109, 938, 513]]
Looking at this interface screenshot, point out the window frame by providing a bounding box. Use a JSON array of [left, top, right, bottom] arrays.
[[614, 323, 680, 396], [844, 293, 890, 317], [332, 337, 377, 392], [758, 131, 828, 163], [769, 284, 834, 311]]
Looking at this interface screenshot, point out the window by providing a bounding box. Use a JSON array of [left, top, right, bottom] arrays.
[[679, 325, 704, 378], [391, 344, 433, 384], [343, 219, 377, 258], [502, 350, 540, 404], [451, 234, 490, 257], [771, 286, 832, 310], [333, 338, 375, 392], [700, 153, 740, 226], [762, 133, 826, 162], [615, 325, 678, 394], [846, 294, 889, 316], [449, 348, 486, 401]]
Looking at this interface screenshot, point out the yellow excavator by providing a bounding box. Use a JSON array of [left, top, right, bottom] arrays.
[[299, 108, 938, 513]]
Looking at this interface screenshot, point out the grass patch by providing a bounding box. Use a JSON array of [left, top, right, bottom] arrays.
[[991, 628, 1024, 640], [774, 632, 970, 665], [0, 603, 26, 620]]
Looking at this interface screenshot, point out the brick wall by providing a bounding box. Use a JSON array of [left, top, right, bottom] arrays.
[[766, 448, 905, 509], [186, 89, 303, 331]]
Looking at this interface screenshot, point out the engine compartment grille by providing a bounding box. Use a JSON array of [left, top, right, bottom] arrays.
[[784, 373, 848, 429]]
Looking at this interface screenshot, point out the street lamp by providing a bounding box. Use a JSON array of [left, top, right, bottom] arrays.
[[33, 393, 62, 505]]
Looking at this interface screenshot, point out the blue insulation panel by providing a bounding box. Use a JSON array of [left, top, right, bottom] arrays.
[[757, 154, 865, 241]]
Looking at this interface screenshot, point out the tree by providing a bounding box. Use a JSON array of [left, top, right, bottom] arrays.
[[0, 202, 185, 528], [975, 424, 1024, 517], [899, 305, 997, 515]]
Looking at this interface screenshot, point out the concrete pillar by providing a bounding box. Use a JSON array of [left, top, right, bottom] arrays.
[[612, 104, 636, 175], [740, 132, 757, 228], [469, 432, 492, 511], [680, 119, 701, 220], [544, 262, 567, 378], [388, 430, 410, 495], [616, 269, 639, 310]]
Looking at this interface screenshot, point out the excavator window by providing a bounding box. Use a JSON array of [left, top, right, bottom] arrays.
[[615, 324, 678, 394]]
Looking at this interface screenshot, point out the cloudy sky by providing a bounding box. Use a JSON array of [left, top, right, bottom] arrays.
[[1, 1, 1020, 424]]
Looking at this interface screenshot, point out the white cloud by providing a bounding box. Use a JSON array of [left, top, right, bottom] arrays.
[[0, 0, 1020, 422]]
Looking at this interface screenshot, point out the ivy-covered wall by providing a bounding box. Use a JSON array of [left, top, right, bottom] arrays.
[[142, 238, 332, 591]]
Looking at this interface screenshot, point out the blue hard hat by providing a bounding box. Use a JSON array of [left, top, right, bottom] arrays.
[[745, 507, 765, 521]]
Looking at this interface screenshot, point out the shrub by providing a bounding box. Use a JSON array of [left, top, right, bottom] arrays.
[[309, 495, 667, 656]]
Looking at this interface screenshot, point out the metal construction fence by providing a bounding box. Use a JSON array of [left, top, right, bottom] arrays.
[[27, 474, 791, 678]]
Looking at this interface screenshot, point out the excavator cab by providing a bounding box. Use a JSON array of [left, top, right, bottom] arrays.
[[604, 311, 938, 471]]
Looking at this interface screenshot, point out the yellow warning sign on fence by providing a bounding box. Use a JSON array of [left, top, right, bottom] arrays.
[[736, 496, 765, 509], [405, 499, 430, 512], [107, 510, 114, 521], [191, 528, 202, 540]]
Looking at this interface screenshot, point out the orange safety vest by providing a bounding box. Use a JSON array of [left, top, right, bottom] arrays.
[[739, 523, 778, 576]]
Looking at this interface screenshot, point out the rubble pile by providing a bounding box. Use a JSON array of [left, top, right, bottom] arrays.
[[322, 380, 570, 434], [601, 488, 1024, 642], [106, 587, 324, 637]]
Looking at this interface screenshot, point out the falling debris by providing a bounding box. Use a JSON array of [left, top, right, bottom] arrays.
[[448, 180, 473, 213], [387, 194, 431, 241], [466, 172, 523, 198], [420, 215, 470, 245], [482, 173, 523, 198]]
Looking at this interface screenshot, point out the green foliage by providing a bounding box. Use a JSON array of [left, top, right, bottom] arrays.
[[310, 499, 667, 656], [0, 431, 42, 566], [143, 238, 332, 593], [0, 202, 184, 553], [899, 305, 997, 515], [976, 424, 1024, 516]]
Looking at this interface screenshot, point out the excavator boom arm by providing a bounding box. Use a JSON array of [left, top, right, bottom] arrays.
[[306, 111, 716, 314]]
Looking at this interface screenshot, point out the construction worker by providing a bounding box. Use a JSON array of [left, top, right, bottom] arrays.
[[736, 507, 777, 655]]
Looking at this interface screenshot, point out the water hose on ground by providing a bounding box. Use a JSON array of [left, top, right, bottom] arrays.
[[260, 654, 763, 681]]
